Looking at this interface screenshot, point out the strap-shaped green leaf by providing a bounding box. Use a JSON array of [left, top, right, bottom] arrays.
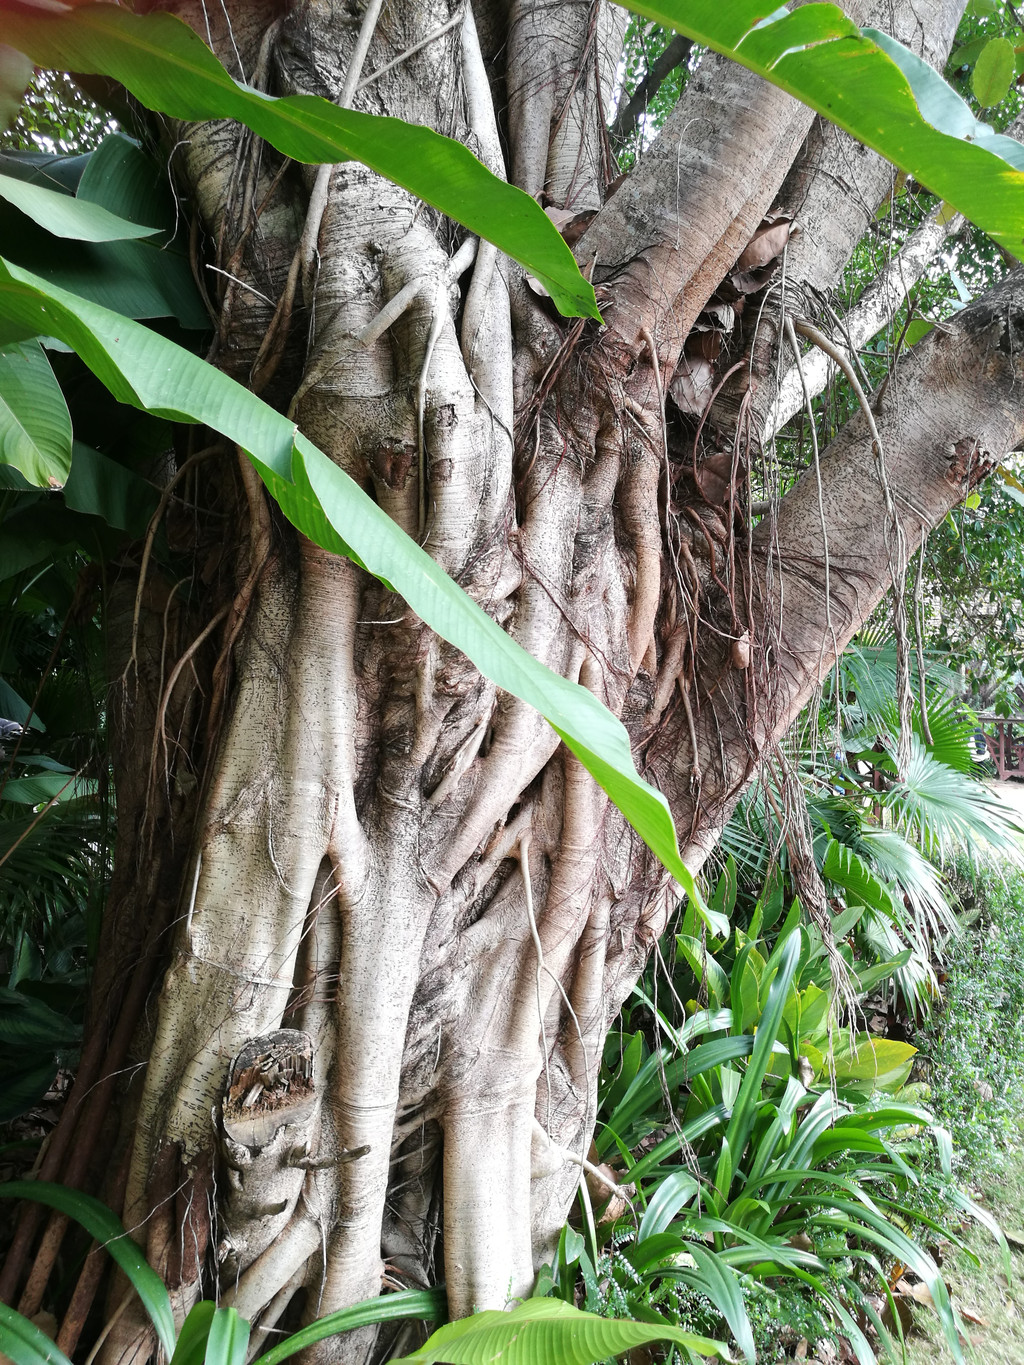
[[250, 1289, 445, 1365], [0, 1302, 75, 1365], [203, 1309, 249, 1365], [390, 1297, 731, 1365], [0, 258, 722, 935], [0, 1181, 175, 1359], [620, 0, 1024, 259], [1, 4, 598, 320]]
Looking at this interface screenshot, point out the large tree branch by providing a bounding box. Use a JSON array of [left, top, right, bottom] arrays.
[[709, 0, 965, 438], [674, 269, 1024, 873]]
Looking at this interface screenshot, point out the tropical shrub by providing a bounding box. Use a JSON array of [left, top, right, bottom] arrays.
[[581, 920, 986, 1364]]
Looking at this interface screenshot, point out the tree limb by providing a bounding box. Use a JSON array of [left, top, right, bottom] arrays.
[[608, 32, 692, 149]]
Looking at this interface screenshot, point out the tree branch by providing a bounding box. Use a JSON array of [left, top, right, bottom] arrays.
[[609, 32, 692, 149]]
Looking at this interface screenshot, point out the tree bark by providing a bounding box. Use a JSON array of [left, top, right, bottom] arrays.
[[13, 2, 1024, 1362]]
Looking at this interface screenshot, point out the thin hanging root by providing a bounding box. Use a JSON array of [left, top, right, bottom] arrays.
[[517, 832, 551, 1128], [792, 314, 914, 771], [417, 280, 448, 537], [357, 9, 464, 92], [122, 446, 219, 688], [784, 316, 839, 685], [791, 318, 885, 460], [147, 604, 231, 806], [913, 545, 933, 745]]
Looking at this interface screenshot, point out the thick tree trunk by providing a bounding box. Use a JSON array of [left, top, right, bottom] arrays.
[[10, 1, 1024, 1361]]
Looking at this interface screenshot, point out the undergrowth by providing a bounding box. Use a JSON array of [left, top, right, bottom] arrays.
[[919, 858, 1024, 1179]]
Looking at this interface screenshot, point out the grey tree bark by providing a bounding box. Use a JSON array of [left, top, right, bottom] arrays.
[[12, 1, 1024, 1362]]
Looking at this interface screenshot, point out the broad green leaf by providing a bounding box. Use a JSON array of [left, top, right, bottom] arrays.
[[0, 1182, 175, 1358], [0, 988, 80, 1050], [832, 1037, 917, 1083], [622, 1, 1024, 261], [637, 1169, 698, 1238], [204, 1309, 249, 1365], [972, 37, 1016, 107], [76, 134, 171, 231], [390, 1297, 731, 1365], [0, 772, 95, 804], [3, 4, 598, 320], [0, 678, 43, 731], [0, 173, 160, 242], [0, 200, 208, 328], [0, 1059, 59, 1123], [0, 1302, 75, 1365], [250, 1289, 445, 1365], [903, 317, 934, 346], [0, 262, 720, 931], [64, 441, 160, 535], [0, 339, 71, 487]]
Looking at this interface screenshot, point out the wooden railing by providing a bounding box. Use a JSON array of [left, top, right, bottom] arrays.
[[977, 715, 1024, 780]]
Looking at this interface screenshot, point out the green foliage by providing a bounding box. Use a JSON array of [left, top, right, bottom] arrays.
[[0, 1179, 448, 1365], [2, 4, 598, 320], [918, 862, 1024, 1178], [2, 68, 114, 156], [0, 338, 71, 486], [584, 909, 977, 1364]]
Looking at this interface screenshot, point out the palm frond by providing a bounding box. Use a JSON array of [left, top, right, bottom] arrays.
[[883, 736, 1024, 861]]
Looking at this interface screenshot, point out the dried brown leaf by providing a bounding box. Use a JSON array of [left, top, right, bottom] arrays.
[[735, 213, 794, 271]]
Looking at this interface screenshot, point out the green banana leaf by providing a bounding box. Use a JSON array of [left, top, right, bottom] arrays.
[[622, 0, 1024, 259], [0, 338, 71, 486], [1, 4, 597, 321], [0, 171, 159, 241], [0, 257, 721, 933], [390, 1297, 731, 1365]]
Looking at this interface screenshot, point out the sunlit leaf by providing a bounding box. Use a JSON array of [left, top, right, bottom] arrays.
[[972, 37, 1016, 107]]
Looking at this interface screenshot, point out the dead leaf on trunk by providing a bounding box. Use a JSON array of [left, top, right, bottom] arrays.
[[734, 211, 795, 271], [669, 356, 714, 415]]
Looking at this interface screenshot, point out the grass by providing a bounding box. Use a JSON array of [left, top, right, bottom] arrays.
[[894, 1152, 1024, 1365]]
